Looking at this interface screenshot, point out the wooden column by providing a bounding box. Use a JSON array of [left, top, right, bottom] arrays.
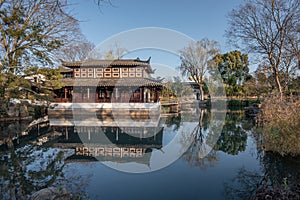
[[64, 88, 67, 99], [139, 88, 143, 102], [70, 87, 73, 102], [116, 128, 119, 141], [95, 88, 100, 102], [65, 126, 68, 140]]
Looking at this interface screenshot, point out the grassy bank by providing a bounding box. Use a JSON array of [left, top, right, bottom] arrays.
[[257, 97, 300, 156]]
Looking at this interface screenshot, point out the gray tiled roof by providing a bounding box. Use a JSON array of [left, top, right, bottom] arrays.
[[61, 58, 154, 73], [62, 78, 162, 87], [62, 59, 150, 67], [59, 66, 73, 73]]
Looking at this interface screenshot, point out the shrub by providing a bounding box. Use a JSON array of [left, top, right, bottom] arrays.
[[257, 97, 300, 156]]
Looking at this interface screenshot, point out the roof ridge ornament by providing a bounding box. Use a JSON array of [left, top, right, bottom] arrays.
[[133, 57, 151, 63], [146, 56, 151, 63]]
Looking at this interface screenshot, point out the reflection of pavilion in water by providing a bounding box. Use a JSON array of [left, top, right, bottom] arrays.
[[49, 115, 163, 165]]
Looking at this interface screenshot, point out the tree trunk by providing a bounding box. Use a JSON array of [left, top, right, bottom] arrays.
[[199, 83, 204, 101], [269, 54, 283, 100], [2, 80, 9, 98], [274, 68, 283, 100], [199, 108, 204, 127]]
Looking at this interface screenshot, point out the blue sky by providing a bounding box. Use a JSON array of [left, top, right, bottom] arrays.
[[70, 0, 247, 77]]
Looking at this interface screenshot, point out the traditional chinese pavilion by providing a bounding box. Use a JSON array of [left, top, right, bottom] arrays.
[[54, 57, 162, 103]]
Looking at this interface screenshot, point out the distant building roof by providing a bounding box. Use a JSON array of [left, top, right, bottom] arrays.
[[24, 74, 46, 83], [59, 66, 73, 73]]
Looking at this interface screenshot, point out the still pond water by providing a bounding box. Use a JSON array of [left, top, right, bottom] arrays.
[[0, 110, 299, 199]]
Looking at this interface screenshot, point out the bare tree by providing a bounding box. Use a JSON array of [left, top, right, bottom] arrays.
[[103, 41, 128, 60], [56, 34, 95, 62], [178, 39, 220, 101], [0, 0, 84, 97], [0, 0, 81, 72], [95, 0, 114, 7], [226, 0, 300, 99]]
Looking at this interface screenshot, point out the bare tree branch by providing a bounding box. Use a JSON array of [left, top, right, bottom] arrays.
[[178, 39, 220, 101], [226, 0, 299, 99]]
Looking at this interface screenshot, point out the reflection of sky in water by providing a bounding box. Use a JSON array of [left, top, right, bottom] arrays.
[[62, 130, 262, 200], [161, 123, 178, 146], [59, 113, 262, 199], [58, 113, 260, 199], [103, 121, 199, 173], [1, 112, 299, 199]]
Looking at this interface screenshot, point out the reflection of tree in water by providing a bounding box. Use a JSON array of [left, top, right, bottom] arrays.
[[164, 114, 181, 131], [224, 167, 262, 199], [184, 147, 218, 169], [182, 111, 251, 168], [225, 152, 300, 199], [0, 144, 90, 199], [256, 153, 300, 198], [182, 109, 218, 168], [213, 112, 248, 155], [0, 121, 32, 147], [58, 163, 94, 199], [221, 113, 300, 199], [0, 146, 64, 198]]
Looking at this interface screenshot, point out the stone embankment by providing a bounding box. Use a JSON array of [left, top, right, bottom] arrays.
[[0, 101, 31, 121], [0, 98, 48, 121]]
